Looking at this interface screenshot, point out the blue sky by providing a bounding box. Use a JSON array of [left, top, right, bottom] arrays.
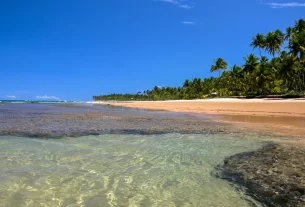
[[0, 0, 304, 101]]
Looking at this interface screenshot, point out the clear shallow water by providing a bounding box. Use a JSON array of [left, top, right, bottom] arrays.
[[0, 134, 266, 207]]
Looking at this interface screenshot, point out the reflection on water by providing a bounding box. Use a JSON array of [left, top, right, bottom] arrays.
[[0, 134, 265, 207]]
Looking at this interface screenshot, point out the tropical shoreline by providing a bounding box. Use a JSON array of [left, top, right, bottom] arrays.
[[97, 98, 305, 138], [95, 98, 305, 117]]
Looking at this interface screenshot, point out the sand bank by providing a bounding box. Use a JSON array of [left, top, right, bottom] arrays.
[[102, 99, 305, 137], [105, 99, 305, 117]]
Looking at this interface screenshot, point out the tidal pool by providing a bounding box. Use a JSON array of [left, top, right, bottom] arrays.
[[0, 134, 267, 207]]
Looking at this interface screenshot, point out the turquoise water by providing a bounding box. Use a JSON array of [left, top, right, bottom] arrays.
[[0, 134, 266, 207]]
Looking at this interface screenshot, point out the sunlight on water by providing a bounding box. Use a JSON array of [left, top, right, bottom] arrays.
[[0, 134, 265, 207]]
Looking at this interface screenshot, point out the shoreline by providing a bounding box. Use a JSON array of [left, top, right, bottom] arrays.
[[98, 98, 305, 138], [97, 98, 305, 117]]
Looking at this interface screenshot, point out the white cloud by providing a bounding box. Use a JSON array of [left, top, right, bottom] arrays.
[[263, 2, 305, 8], [159, 0, 179, 4], [4, 95, 16, 99], [36, 95, 60, 100], [179, 4, 193, 9], [181, 21, 195, 25], [157, 0, 193, 9]]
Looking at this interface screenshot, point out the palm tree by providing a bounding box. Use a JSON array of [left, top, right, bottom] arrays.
[[278, 54, 299, 91], [192, 78, 203, 95], [288, 30, 305, 62], [260, 56, 269, 63], [255, 56, 271, 94], [294, 19, 305, 33], [210, 58, 228, 78], [265, 30, 284, 56], [183, 79, 190, 88], [230, 65, 243, 94], [285, 27, 293, 41], [243, 54, 259, 93], [250, 33, 266, 57], [287, 30, 305, 90], [265, 32, 276, 56], [243, 54, 260, 73]]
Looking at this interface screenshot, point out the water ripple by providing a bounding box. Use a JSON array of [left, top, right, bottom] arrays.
[[0, 134, 269, 207]]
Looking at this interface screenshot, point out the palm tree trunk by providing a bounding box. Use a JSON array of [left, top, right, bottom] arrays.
[[301, 71, 305, 90], [259, 48, 262, 59], [297, 61, 301, 92], [234, 78, 237, 95]]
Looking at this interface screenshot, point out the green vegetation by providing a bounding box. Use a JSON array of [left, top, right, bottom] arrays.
[[94, 19, 305, 101]]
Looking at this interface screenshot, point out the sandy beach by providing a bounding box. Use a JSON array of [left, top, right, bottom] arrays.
[[106, 99, 305, 117], [103, 99, 305, 137]]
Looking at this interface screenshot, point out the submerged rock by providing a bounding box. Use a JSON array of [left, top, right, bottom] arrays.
[[217, 143, 305, 207]]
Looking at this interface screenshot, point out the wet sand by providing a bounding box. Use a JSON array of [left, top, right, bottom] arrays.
[[106, 99, 305, 117], [105, 99, 305, 137], [220, 114, 305, 138]]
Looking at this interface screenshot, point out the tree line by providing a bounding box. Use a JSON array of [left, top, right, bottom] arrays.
[[94, 19, 305, 101]]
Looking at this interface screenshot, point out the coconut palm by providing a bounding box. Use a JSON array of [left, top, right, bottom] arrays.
[[210, 58, 228, 78], [278, 54, 299, 91], [183, 79, 190, 88], [243, 54, 260, 93], [285, 27, 293, 41], [250, 33, 266, 57], [287, 29, 305, 90], [288, 31, 305, 62], [260, 56, 269, 63], [230, 65, 243, 94], [243, 54, 260, 73], [275, 29, 285, 42], [294, 19, 305, 33], [265, 30, 284, 56], [255, 56, 271, 94]]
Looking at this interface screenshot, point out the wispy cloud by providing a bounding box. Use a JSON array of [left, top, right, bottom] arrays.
[[156, 0, 193, 9], [178, 4, 193, 9], [4, 95, 16, 99], [36, 95, 60, 100], [262, 2, 305, 8], [181, 21, 195, 25]]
